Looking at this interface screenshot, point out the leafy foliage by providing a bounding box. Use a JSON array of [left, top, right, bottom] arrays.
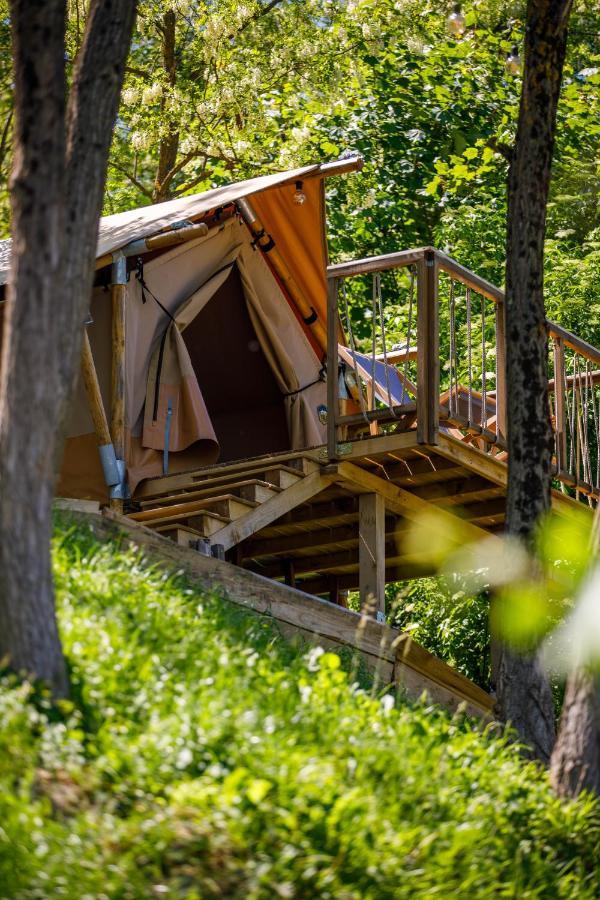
[[1, 519, 599, 897], [388, 578, 491, 691]]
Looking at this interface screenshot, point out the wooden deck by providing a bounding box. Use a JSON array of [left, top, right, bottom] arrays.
[[129, 429, 580, 607], [127, 244, 596, 615]]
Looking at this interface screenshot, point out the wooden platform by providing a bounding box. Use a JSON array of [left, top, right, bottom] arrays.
[[129, 429, 581, 605]]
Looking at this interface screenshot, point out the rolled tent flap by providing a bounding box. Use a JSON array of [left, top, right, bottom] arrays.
[[141, 244, 242, 455], [142, 324, 218, 457]]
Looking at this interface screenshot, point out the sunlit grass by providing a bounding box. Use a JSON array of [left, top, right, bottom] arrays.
[[0, 517, 598, 898]]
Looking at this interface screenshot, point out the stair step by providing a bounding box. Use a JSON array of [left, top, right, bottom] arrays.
[[152, 509, 229, 535], [138, 479, 280, 511], [238, 480, 281, 504], [137, 455, 318, 500], [130, 494, 255, 524], [156, 525, 211, 549], [261, 467, 304, 489]]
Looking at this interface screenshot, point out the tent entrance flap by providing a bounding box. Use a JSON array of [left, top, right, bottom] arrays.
[[182, 265, 290, 463]]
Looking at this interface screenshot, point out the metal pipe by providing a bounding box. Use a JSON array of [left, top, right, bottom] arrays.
[[236, 196, 328, 352]]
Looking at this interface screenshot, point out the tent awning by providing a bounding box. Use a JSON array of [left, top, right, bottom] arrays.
[[0, 157, 362, 285]]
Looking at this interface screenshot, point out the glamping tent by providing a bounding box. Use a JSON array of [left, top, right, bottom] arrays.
[[0, 158, 362, 503]]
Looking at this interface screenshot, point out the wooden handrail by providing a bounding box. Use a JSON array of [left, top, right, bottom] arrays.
[[326, 247, 600, 501], [434, 250, 505, 304], [327, 248, 426, 279], [547, 321, 600, 366]]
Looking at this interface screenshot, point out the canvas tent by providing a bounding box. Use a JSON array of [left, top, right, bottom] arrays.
[[0, 158, 362, 503]]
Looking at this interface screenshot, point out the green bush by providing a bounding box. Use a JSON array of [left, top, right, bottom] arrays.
[[1, 519, 599, 898], [387, 578, 491, 692]]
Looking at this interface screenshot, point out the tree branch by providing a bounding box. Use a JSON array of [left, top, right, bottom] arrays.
[[109, 158, 153, 198]]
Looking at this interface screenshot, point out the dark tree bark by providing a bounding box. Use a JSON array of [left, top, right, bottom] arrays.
[[493, 0, 573, 761], [0, 0, 136, 696], [152, 9, 179, 203], [551, 669, 600, 797]]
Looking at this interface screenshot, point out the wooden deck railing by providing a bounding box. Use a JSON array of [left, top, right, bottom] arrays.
[[326, 247, 600, 504]]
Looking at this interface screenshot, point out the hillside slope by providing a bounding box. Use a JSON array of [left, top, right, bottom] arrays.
[[1, 518, 599, 899]]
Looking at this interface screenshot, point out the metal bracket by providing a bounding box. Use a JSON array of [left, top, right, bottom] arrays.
[[109, 458, 130, 501], [318, 443, 352, 461], [111, 250, 127, 286], [98, 443, 121, 488]]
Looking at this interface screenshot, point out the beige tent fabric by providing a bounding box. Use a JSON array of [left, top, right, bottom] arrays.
[[142, 324, 218, 456], [140, 238, 243, 456], [57, 177, 329, 499], [236, 239, 326, 449], [141, 224, 325, 457]]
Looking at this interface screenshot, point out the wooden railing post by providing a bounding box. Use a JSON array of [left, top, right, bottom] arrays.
[[110, 251, 128, 510], [416, 248, 439, 445], [495, 300, 507, 443], [553, 336, 567, 475], [327, 276, 339, 460], [358, 492, 385, 618]]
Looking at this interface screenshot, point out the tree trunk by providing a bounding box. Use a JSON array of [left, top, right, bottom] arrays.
[[493, 0, 573, 761], [0, 0, 136, 697], [0, 0, 69, 696], [551, 669, 600, 797], [152, 9, 179, 203]]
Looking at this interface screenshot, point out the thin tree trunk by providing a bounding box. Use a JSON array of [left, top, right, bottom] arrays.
[[550, 505, 600, 796], [551, 669, 600, 797], [152, 9, 179, 203], [0, 0, 136, 697], [493, 0, 573, 761]]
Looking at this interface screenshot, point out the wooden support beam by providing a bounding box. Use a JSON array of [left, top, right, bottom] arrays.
[[327, 277, 339, 460], [242, 516, 399, 560], [283, 558, 296, 589], [209, 471, 335, 552], [110, 280, 126, 512], [330, 461, 489, 543], [81, 330, 112, 446], [416, 250, 439, 445], [247, 544, 436, 581], [358, 493, 386, 617]]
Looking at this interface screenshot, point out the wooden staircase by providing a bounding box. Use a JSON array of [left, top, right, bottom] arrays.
[[129, 455, 318, 553]]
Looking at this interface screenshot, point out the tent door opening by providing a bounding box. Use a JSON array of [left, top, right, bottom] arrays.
[[182, 264, 290, 463]]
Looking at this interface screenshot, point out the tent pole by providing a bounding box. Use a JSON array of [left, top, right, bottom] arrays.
[[80, 330, 123, 496], [110, 251, 128, 511], [236, 196, 328, 353]]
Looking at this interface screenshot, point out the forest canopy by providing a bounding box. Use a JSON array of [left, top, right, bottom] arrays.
[[0, 0, 597, 348]]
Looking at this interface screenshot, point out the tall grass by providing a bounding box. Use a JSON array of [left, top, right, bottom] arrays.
[[0, 518, 598, 898]]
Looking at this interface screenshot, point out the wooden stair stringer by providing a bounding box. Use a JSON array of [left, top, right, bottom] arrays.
[[78, 508, 495, 720]]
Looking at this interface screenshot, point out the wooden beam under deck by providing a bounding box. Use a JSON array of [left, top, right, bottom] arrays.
[[129, 429, 585, 602]]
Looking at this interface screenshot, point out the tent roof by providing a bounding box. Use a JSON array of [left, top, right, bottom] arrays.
[[0, 163, 323, 286]]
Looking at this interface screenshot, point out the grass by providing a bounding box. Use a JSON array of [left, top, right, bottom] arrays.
[[0, 516, 599, 898]]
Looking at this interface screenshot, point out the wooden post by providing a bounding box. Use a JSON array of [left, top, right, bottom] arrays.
[[495, 300, 507, 444], [553, 337, 567, 475], [327, 277, 339, 460], [358, 492, 385, 617], [283, 558, 296, 589], [111, 252, 127, 511], [81, 330, 112, 446], [416, 249, 439, 445]]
